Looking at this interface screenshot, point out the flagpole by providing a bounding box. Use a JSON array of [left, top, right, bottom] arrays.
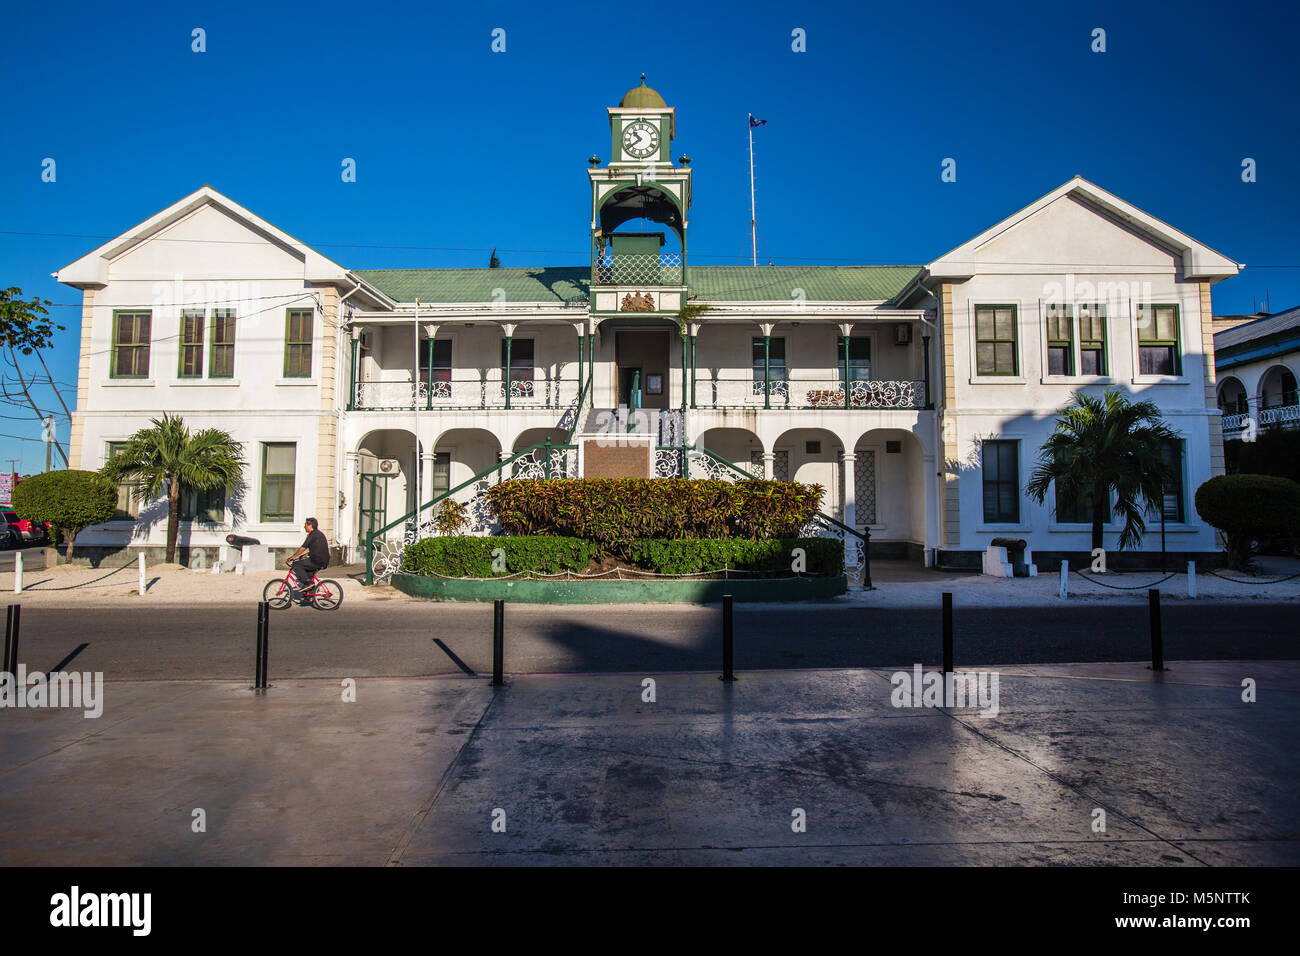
[[748, 116, 757, 268]]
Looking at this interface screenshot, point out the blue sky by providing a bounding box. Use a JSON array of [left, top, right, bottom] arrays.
[[2, 0, 1297, 471]]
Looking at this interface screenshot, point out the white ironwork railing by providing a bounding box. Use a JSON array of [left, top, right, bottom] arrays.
[[1259, 403, 1300, 427], [697, 377, 927, 410], [354, 374, 579, 410]]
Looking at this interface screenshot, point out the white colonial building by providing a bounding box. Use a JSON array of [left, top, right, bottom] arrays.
[[56, 79, 1241, 575], [1213, 305, 1300, 441]]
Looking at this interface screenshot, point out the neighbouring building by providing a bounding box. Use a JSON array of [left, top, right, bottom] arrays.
[[55, 78, 1242, 574], [1213, 305, 1300, 441]]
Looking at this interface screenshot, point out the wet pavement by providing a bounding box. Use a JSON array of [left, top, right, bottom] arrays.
[[1, 660, 1295, 866]]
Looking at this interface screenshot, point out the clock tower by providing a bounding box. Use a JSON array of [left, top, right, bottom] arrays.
[[588, 76, 692, 318]]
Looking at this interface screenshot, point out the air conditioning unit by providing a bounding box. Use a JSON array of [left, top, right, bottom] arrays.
[[895, 323, 913, 345], [376, 458, 401, 475]]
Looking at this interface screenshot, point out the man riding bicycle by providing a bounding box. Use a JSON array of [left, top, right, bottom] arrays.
[[286, 517, 330, 601]]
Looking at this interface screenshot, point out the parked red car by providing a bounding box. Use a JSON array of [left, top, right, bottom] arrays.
[[1, 511, 50, 548]]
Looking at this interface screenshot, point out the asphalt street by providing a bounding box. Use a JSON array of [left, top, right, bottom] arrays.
[[8, 600, 1296, 681]]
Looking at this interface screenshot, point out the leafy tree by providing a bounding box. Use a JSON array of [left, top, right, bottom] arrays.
[[10, 470, 117, 560], [101, 413, 246, 563], [1026, 389, 1176, 551], [1195, 474, 1300, 570], [0, 287, 69, 465]]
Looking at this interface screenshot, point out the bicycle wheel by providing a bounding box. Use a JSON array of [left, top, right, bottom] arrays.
[[263, 577, 293, 610], [312, 579, 343, 611]]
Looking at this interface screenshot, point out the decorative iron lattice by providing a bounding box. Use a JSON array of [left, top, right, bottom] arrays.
[[655, 448, 685, 478], [804, 380, 927, 409], [594, 252, 683, 286], [356, 376, 577, 410], [855, 450, 877, 525], [1259, 404, 1300, 427]]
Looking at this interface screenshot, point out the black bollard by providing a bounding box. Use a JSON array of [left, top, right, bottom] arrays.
[[3, 604, 18, 675], [259, 601, 270, 688], [491, 599, 504, 687], [254, 602, 265, 689], [720, 594, 736, 682], [942, 592, 953, 675], [1148, 589, 1165, 671]]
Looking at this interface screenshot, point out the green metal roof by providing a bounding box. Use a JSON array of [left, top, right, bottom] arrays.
[[620, 77, 668, 109], [356, 268, 590, 304], [689, 265, 920, 302], [355, 265, 922, 305]]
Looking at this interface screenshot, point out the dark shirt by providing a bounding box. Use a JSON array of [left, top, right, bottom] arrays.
[[302, 529, 330, 567]]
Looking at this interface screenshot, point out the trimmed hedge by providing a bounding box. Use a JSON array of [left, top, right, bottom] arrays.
[[399, 536, 843, 578], [485, 478, 824, 554], [401, 536, 596, 578], [1195, 473, 1300, 569], [628, 538, 844, 577]]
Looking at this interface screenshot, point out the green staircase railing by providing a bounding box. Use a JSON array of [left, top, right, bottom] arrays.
[[364, 440, 577, 584]]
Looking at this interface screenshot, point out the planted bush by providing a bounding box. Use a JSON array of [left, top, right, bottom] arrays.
[[485, 478, 823, 554], [1195, 474, 1300, 570], [629, 538, 844, 576], [400, 536, 596, 578]]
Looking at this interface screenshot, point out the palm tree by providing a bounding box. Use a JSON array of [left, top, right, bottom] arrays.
[[1026, 389, 1176, 551], [102, 413, 246, 563]]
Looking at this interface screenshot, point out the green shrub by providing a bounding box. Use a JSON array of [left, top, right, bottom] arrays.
[[11, 469, 118, 560], [629, 538, 844, 576], [1195, 473, 1300, 569], [485, 478, 823, 555], [400, 536, 596, 577], [431, 498, 467, 536]]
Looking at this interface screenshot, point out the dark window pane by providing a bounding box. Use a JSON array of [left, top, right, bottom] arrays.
[[1080, 348, 1102, 376], [1048, 346, 1070, 376]]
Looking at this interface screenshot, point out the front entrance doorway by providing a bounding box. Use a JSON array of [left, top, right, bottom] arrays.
[[614, 330, 669, 410], [357, 473, 388, 541]]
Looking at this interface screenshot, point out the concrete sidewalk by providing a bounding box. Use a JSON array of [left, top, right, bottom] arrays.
[[1, 661, 1296, 866]]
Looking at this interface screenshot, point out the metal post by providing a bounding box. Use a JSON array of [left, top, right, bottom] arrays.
[[1148, 589, 1165, 671], [942, 591, 953, 675], [720, 594, 736, 681], [259, 600, 270, 688], [576, 329, 583, 403], [254, 602, 265, 689], [680, 331, 688, 412], [544, 438, 552, 480], [13, 551, 22, 594], [861, 528, 872, 590], [1187, 560, 1197, 599], [4, 604, 18, 675], [138, 552, 146, 596], [1059, 559, 1068, 599], [492, 599, 504, 686]]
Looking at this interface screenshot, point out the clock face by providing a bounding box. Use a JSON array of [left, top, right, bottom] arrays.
[[622, 121, 659, 159]]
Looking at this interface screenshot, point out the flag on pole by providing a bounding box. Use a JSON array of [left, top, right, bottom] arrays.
[[749, 114, 767, 128]]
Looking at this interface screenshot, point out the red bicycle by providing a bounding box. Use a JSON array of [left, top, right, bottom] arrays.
[[263, 567, 343, 611]]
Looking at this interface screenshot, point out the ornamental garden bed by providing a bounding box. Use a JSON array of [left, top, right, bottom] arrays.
[[391, 478, 845, 603]]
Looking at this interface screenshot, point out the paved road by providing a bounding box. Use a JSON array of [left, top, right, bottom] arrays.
[[9, 601, 1296, 681]]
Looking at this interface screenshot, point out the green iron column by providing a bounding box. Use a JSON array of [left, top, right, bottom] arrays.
[[425, 336, 434, 410], [763, 333, 772, 410], [680, 333, 688, 411], [504, 334, 513, 411], [686, 330, 696, 408], [576, 328, 584, 400], [347, 335, 359, 411], [842, 335, 851, 410]]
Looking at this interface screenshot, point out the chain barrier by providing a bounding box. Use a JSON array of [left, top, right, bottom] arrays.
[[1205, 568, 1300, 585], [1071, 570, 1177, 590]]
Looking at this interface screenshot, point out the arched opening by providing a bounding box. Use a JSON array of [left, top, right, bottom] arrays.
[[772, 427, 846, 518], [354, 429, 421, 543], [697, 427, 764, 477], [1217, 376, 1247, 414], [1259, 365, 1298, 410], [854, 429, 926, 557], [433, 429, 503, 504]]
